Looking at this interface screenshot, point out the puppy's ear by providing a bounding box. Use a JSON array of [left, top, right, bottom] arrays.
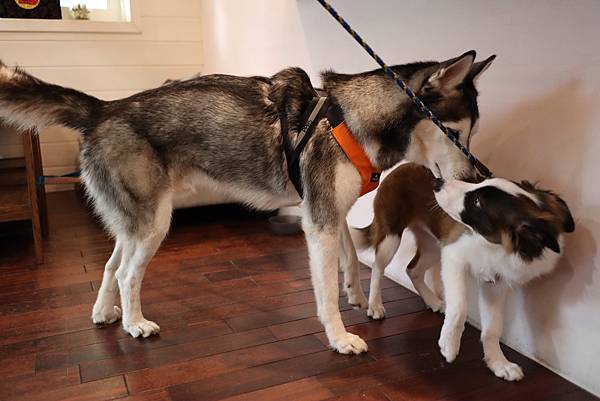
[[467, 55, 496, 84], [519, 181, 575, 233], [512, 220, 560, 260], [426, 50, 476, 90], [556, 197, 575, 233]]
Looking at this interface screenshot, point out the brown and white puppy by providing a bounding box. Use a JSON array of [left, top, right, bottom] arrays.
[[352, 163, 574, 380]]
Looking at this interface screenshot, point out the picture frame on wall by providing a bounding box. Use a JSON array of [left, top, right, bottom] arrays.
[[0, 0, 62, 20]]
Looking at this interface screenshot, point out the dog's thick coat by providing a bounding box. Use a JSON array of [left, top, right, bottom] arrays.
[[353, 163, 574, 378], [0, 51, 492, 353]]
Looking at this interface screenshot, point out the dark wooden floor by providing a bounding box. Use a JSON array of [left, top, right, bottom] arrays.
[[0, 191, 596, 401]]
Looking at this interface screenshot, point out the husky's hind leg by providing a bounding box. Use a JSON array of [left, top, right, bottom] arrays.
[[115, 193, 172, 338], [83, 127, 174, 337], [92, 239, 123, 324]]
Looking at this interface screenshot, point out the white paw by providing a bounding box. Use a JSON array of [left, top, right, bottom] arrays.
[[438, 329, 461, 363], [92, 305, 122, 325], [346, 286, 368, 309], [425, 297, 445, 313], [123, 319, 160, 338], [367, 303, 386, 320], [330, 332, 368, 354], [487, 359, 524, 381]]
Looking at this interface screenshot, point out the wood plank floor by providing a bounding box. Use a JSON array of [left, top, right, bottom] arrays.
[[0, 190, 596, 401]]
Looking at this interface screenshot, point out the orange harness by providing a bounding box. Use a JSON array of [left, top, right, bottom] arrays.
[[330, 122, 381, 196], [279, 94, 381, 198]]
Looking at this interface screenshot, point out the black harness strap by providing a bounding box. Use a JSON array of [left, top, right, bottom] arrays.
[[280, 96, 331, 198]]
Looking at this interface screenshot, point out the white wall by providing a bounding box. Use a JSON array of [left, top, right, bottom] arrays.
[[200, 0, 312, 78], [201, 0, 600, 395], [0, 0, 203, 190]]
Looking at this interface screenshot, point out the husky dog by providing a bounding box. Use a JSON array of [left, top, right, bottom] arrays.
[[352, 163, 574, 378], [0, 50, 493, 354]]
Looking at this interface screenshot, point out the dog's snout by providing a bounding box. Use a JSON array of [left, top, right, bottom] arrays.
[[433, 178, 445, 192]]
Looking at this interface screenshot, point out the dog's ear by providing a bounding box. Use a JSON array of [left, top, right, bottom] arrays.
[[555, 196, 575, 233], [512, 219, 561, 260], [468, 55, 496, 84], [426, 50, 476, 90], [520, 181, 575, 234]]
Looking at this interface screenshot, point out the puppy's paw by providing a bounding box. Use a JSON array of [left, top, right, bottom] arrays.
[[346, 286, 368, 309], [92, 305, 122, 325], [367, 303, 386, 320], [330, 332, 368, 354], [487, 359, 524, 381], [424, 297, 445, 313], [438, 329, 461, 363], [123, 319, 160, 338]]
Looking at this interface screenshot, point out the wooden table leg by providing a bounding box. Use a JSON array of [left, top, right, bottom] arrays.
[[22, 131, 43, 264]]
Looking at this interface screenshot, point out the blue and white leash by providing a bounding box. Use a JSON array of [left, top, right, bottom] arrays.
[[316, 0, 492, 178]]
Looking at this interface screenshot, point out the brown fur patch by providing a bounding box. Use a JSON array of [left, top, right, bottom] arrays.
[[517, 181, 575, 234], [501, 230, 514, 254], [367, 163, 465, 251]]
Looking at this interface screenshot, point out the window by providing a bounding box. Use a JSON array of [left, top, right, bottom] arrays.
[[60, 0, 108, 10], [60, 0, 132, 22], [0, 0, 139, 33]]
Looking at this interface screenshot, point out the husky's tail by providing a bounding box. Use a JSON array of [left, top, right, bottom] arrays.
[[349, 225, 373, 251], [0, 61, 103, 133]]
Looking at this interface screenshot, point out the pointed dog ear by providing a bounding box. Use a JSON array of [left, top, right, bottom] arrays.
[[426, 50, 476, 90], [512, 220, 561, 260], [468, 55, 496, 84]]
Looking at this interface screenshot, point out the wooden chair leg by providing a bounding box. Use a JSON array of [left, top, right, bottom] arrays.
[[31, 133, 49, 237], [22, 131, 43, 264], [31, 215, 43, 264]]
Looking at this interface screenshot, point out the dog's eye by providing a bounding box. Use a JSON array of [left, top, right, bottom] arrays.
[[474, 196, 481, 208]]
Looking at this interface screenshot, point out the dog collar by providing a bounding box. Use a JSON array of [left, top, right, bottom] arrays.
[[330, 120, 381, 196]]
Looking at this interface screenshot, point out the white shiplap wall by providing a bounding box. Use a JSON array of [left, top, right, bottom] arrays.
[[0, 0, 203, 190]]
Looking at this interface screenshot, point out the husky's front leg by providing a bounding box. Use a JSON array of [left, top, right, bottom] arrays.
[[479, 283, 524, 381], [438, 249, 468, 362], [339, 222, 368, 309], [304, 220, 368, 354]]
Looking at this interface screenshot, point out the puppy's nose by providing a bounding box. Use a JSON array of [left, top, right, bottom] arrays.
[[433, 178, 445, 192]]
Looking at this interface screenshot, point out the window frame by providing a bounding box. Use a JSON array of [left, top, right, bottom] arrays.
[[0, 0, 140, 34]]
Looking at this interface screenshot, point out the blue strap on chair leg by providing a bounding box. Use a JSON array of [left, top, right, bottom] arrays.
[[37, 171, 81, 185]]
